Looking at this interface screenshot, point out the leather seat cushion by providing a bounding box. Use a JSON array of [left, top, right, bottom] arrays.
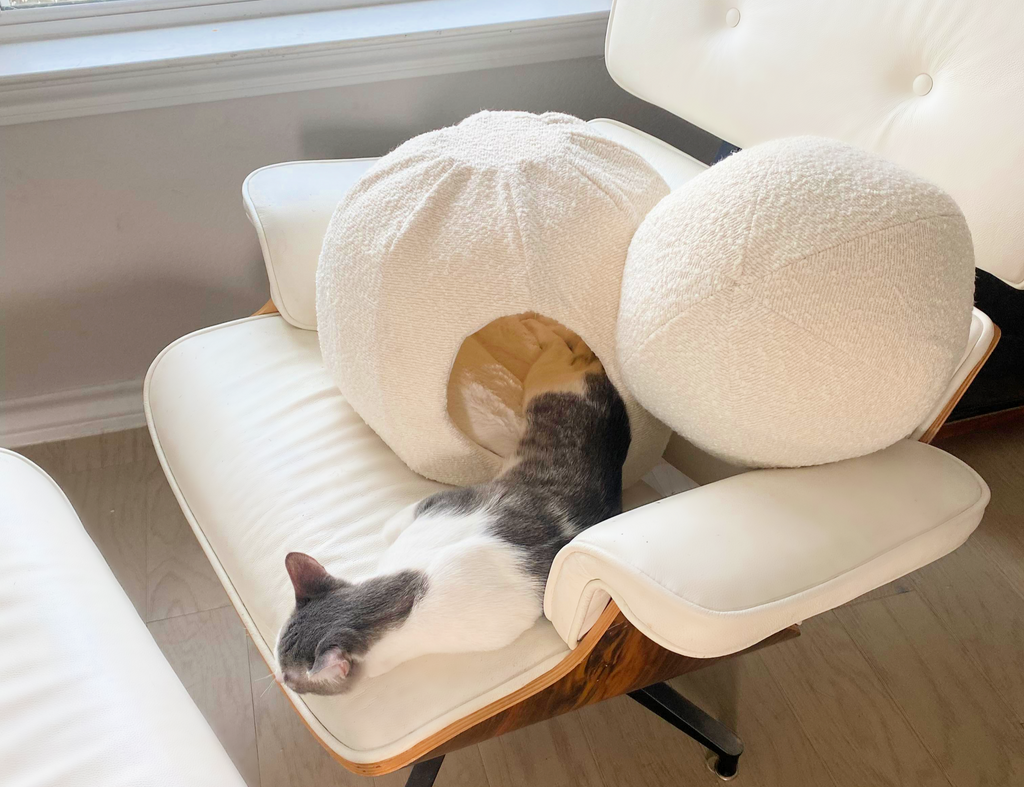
[[145, 315, 574, 764], [0, 450, 245, 787]]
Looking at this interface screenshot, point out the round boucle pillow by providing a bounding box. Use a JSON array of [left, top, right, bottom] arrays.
[[317, 111, 671, 486], [618, 136, 975, 468]]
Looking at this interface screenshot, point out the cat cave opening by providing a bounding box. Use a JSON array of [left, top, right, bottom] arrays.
[[446, 313, 603, 461]]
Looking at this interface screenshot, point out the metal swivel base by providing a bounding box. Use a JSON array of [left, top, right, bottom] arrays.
[[403, 682, 742, 786], [404, 754, 445, 787], [629, 682, 744, 781]]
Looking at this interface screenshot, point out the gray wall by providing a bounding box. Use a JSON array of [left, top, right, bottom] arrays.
[[1, 56, 716, 403]]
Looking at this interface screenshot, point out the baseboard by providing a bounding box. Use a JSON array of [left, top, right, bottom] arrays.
[[0, 379, 147, 448], [934, 404, 1024, 443]]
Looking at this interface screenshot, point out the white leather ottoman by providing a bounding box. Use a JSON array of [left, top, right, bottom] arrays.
[[0, 449, 246, 787]]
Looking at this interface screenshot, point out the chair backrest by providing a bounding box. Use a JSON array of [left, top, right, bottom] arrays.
[[605, 0, 1024, 289]]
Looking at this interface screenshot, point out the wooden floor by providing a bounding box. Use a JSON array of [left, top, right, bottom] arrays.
[[15, 422, 1024, 787]]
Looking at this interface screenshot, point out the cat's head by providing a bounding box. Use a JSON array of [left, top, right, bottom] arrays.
[[274, 552, 425, 695], [274, 552, 367, 696]]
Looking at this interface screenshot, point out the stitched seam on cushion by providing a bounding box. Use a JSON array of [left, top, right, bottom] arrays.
[[572, 482, 983, 616], [565, 135, 669, 214], [1, 450, 89, 526], [732, 145, 781, 287], [741, 213, 971, 387], [374, 159, 462, 433], [379, 158, 462, 264], [503, 176, 536, 307], [738, 283, 870, 367], [619, 212, 964, 369], [568, 158, 632, 219], [620, 147, 779, 370]]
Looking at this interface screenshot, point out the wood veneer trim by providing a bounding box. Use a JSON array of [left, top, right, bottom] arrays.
[[920, 323, 1001, 444], [422, 615, 801, 760], [251, 600, 623, 777], [252, 299, 280, 316]]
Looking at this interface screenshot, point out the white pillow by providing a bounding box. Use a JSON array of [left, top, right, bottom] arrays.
[[618, 136, 975, 468], [317, 111, 671, 486]]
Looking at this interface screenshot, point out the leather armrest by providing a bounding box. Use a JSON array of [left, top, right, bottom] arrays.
[[242, 158, 377, 330], [544, 440, 988, 657]]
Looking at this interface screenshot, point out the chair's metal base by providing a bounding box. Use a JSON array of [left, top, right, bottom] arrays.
[[406, 684, 741, 785], [629, 682, 744, 780], [404, 754, 445, 787]]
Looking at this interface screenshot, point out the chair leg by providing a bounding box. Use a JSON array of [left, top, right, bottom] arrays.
[[404, 755, 445, 787], [629, 682, 743, 780]]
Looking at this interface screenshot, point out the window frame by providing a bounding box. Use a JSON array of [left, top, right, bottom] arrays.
[[0, 0, 400, 41], [0, 0, 610, 126]]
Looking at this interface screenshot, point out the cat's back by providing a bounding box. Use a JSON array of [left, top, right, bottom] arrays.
[[377, 494, 494, 573]]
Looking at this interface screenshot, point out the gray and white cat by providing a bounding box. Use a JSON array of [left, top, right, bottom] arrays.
[[275, 350, 630, 695]]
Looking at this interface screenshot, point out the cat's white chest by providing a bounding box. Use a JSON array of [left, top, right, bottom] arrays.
[[363, 507, 543, 678]]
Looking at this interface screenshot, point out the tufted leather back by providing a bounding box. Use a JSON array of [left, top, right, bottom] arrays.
[[605, 0, 1024, 288]]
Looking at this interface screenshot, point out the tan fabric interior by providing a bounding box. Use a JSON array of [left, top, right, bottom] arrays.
[[447, 313, 598, 459]]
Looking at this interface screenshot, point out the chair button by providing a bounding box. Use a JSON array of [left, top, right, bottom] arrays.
[[913, 73, 933, 96], [726, 8, 741, 27]]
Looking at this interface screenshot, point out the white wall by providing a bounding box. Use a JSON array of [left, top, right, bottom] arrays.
[[0, 56, 715, 410]]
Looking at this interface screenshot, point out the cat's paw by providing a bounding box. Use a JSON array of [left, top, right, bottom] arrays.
[[523, 323, 603, 401]]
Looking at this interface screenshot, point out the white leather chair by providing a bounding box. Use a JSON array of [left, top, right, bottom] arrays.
[[0, 450, 247, 787], [146, 0, 1018, 783]]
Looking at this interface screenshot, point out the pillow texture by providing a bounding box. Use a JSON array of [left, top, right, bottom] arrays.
[[317, 111, 670, 486], [618, 136, 975, 468]]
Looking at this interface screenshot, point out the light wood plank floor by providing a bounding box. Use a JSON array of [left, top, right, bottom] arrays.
[[14, 421, 1024, 787]]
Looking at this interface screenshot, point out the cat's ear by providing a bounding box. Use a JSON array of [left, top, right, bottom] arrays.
[[310, 646, 351, 680], [285, 552, 335, 603]]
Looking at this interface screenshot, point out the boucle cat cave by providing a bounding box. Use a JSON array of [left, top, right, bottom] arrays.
[[316, 111, 671, 486], [316, 115, 975, 480]]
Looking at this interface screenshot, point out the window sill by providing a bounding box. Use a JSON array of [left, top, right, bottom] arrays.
[[0, 0, 610, 125]]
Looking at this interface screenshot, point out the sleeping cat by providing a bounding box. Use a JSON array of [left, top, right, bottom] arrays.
[[274, 343, 630, 695]]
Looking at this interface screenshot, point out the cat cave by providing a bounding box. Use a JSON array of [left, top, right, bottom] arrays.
[[316, 111, 672, 486], [317, 112, 974, 481]]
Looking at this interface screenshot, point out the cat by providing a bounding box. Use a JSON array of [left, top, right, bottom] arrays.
[[274, 341, 630, 695]]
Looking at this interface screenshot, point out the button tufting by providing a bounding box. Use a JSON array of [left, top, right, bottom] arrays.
[[726, 8, 741, 27], [913, 73, 933, 96]]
